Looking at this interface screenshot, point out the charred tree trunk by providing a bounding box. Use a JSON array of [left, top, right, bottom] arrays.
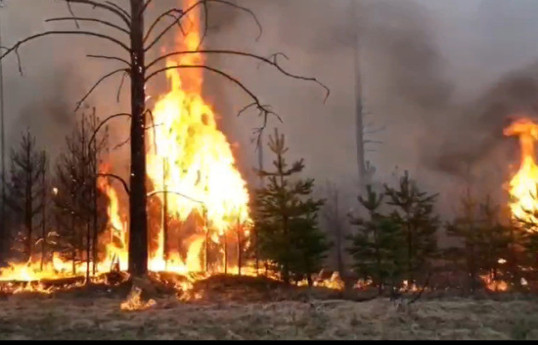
[[352, 0, 366, 197], [236, 221, 242, 276], [25, 141, 33, 260], [223, 231, 228, 275], [128, 0, 148, 277], [40, 152, 46, 271], [92, 146, 98, 275]]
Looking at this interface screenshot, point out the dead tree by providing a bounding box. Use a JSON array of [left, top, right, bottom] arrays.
[[4, 130, 46, 261], [1, 0, 329, 277], [322, 181, 345, 276]]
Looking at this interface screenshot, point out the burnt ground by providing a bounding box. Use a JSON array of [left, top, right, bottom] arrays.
[[0, 275, 538, 340]]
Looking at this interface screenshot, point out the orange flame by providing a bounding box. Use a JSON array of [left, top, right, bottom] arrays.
[[97, 164, 129, 272], [504, 117, 538, 227], [145, 0, 251, 274]]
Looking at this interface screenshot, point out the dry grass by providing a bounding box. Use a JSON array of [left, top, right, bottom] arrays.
[[0, 293, 538, 340]]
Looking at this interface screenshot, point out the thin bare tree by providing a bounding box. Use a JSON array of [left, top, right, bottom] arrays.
[[1, 0, 328, 277]]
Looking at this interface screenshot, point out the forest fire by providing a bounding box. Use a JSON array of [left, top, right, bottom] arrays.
[[0, 0, 252, 290], [504, 117, 538, 227]]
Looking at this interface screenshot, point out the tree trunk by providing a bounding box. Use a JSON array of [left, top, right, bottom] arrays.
[[92, 162, 98, 275], [352, 0, 366, 196], [236, 222, 242, 276], [40, 156, 46, 271], [25, 143, 33, 261], [223, 231, 228, 275], [128, 0, 149, 277], [86, 219, 90, 283], [162, 158, 168, 270]]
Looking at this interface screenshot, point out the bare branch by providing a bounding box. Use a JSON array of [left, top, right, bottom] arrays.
[[208, 0, 262, 41], [46, 17, 130, 35], [364, 140, 383, 145], [87, 113, 132, 155], [0, 31, 130, 63], [0, 46, 23, 75], [75, 68, 129, 111], [144, 9, 187, 44], [237, 102, 257, 117], [144, 0, 262, 52], [86, 54, 131, 67], [197, 0, 209, 50], [65, 0, 131, 28], [116, 71, 129, 102], [148, 190, 204, 205], [145, 109, 158, 150], [65, 1, 80, 29], [145, 50, 330, 102], [98, 173, 130, 196], [141, 0, 153, 16], [112, 136, 130, 151], [146, 64, 260, 104], [364, 126, 386, 135], [105, 1, 131, 21], [147, 63, 285, 149]]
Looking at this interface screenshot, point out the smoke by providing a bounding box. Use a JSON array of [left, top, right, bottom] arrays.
[[3, 0, 538, 218]]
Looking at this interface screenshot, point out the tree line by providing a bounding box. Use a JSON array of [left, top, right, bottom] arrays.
[[250, 129, 538, 293]]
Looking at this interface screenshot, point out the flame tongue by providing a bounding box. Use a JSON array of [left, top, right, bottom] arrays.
[[146, 0, 251, 273], [504, 118, 538, 226]]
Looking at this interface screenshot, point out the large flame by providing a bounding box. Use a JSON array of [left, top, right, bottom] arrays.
[[97, 164, 129, 273], [0, 0, 252, 286], [145, 0, 251, 274], [504, 117, 538, 226]]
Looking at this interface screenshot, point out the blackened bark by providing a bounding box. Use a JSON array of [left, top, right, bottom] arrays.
[[128, 0, 148, 277]]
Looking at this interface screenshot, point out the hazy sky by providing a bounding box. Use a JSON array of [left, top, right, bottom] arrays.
[[2, 0, 538, 217]]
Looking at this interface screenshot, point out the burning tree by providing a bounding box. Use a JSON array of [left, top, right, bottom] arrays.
[[4, 130, 47, 262], [0, 0, 328, 277], [254, 129, 330, 286]]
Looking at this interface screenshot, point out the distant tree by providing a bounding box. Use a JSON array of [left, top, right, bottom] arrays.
[[384, 171, 439, 284], [322, 181, 346, 276], [4, 130, 47, 261], [254, 128, 330, 285], [348, 185, 405, 295]]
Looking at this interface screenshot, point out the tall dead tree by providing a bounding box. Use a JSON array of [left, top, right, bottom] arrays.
[[1, 0, 328, 277], [322, 181, 345, 276]]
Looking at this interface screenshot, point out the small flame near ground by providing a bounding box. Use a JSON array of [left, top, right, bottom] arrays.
[[120, 286, 157, 312]]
